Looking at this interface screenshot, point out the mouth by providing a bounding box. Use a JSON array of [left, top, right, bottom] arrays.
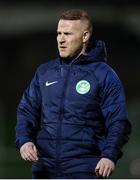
[[59, 46, 66, 51]]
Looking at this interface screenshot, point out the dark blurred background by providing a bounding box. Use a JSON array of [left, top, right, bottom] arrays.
[[0, 0, 140, 178]]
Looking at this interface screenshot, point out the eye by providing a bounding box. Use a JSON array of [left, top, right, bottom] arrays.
[[64, 32, 72, 35], [57, 32, 61, 35]]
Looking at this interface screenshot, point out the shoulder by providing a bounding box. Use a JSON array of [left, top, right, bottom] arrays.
[[36, 58, 59, 75], [93, 62, 122, 85]]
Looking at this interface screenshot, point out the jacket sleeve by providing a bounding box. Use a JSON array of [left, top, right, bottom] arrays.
[[15, 68, 41, 149], [100, 69, 131, 164]]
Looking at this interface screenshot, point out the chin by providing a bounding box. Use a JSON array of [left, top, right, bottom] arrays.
[[60, 54, 68, 58]]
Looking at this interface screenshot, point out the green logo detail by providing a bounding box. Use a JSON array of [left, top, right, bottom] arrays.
[[76, 80, 90, 94]]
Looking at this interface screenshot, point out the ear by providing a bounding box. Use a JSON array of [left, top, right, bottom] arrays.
[[83, 31, 90, 43]]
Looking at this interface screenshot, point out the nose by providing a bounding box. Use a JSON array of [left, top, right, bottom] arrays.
[[59, 34, 65, 43]]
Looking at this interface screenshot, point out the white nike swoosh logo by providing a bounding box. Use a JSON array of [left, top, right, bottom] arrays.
[[45, 81, 58, 86]]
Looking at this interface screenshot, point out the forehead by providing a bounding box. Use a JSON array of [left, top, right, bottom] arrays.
[[57, 19, 83, 31]]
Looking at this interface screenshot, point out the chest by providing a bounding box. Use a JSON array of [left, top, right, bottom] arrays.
[[39, 65, 101, 109]]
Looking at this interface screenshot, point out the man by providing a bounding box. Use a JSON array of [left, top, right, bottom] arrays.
[[15, 9, 131, 179]]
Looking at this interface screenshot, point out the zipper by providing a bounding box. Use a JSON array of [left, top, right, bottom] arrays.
[[55, 64, 71, 176]]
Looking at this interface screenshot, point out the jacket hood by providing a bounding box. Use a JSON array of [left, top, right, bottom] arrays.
[[59, 40, 107, 64], [84, 40, 107, 63]]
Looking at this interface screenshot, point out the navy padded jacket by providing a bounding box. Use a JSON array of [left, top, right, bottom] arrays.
[[16, 40, 131, 174]]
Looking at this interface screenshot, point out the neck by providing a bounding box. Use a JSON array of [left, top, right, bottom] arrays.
[[61, 53, 84, 64]]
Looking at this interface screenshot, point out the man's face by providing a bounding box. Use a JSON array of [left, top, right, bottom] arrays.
[[57, 19, 86, 58]]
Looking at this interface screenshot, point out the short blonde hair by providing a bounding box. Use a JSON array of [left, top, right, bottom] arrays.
[[59, 9, 93, 35]]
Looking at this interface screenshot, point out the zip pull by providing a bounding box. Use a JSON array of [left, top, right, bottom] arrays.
[[61, 66, 64, 77]]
